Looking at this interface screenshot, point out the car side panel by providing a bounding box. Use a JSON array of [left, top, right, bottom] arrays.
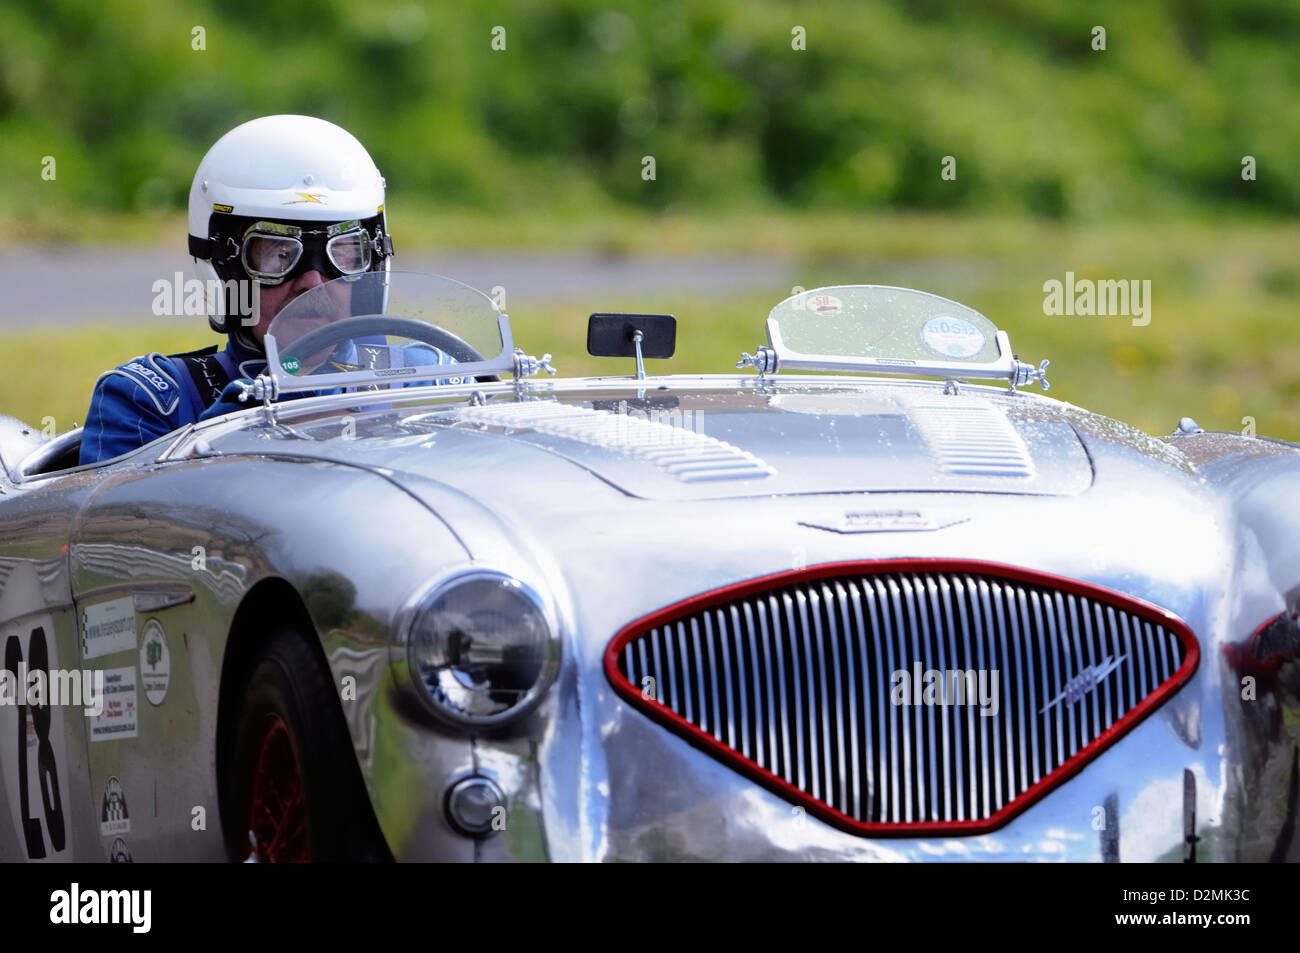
[[0, 469, 104, 862], [69, 455, 471, 861]]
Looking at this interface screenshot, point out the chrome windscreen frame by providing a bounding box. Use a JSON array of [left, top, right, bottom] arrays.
[[748, 316, 1051, 393], [768, 315, 1017, 380], [262, 311, 518, 395]]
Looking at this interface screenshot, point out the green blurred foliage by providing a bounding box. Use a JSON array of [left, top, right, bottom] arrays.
[[2, 0, 1298, 227]]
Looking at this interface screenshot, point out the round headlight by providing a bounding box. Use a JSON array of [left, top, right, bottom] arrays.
[[405, 571, 558, 727]]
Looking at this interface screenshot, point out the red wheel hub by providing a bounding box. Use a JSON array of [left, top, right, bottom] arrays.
[[246, 714, 310, 862]]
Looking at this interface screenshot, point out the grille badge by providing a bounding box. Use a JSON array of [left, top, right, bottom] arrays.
[[799, 509, 969, 534], [1038, 654, 1127, 713]]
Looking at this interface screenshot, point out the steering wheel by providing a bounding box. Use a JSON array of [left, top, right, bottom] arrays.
[[282, 315, 498, 383]]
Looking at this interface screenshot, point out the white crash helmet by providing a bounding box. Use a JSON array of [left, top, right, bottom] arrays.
[[187, 115, 394, 350]]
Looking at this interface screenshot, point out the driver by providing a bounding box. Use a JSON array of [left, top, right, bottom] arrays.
[[79, 114, 457, 464]]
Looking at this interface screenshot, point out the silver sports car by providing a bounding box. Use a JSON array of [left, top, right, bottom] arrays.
[[1, 272, 1296, 862]]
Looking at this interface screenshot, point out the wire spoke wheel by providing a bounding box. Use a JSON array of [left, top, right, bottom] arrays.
[[246, 714, 310, 862], [226, 629, 391, 862]]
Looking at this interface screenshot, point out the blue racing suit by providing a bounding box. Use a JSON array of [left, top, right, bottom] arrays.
[[79, 334, 460, 465]]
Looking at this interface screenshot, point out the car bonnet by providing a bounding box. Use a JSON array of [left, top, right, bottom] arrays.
[[199, 381, 1102, 502]]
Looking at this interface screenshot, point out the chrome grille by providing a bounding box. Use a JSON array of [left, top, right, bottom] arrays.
[[611, 568, 1192, 829]]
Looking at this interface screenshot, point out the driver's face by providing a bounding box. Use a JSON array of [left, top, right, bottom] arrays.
[[249, 269, 350, 345]]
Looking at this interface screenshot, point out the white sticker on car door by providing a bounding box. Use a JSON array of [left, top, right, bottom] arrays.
[[82, 596, 136, 659], [89, 666, 137, 742]]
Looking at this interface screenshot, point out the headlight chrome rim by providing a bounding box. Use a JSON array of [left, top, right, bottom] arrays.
[[400, 566, 560, 730]]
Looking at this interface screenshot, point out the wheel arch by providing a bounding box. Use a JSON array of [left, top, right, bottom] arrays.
[[214, 576, 323, 851]]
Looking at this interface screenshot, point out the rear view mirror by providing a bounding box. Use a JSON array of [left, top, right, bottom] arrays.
[[586, 313, 676, 359], [587, 312, 676, 380]]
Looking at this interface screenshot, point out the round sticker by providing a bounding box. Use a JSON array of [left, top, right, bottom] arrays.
[[922, 315, 986, 358], [139, 620, 170, 706], [804, 293, 843, 315], [281, 357, 301, 374]]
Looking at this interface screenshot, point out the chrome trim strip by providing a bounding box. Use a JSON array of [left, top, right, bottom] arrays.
[[1004, 583, 1028, 795], [953, 576, 977, 819], [1132, 613, 1149, 701], [1073, 595, 1098, 740], [742, 601, 763, 765], [820, 582, 848, 817], [655, 626, 672, 708], [1017, 589, 1041, 785], [674, 622, 691, 724], [921, 574, 949, 820], [1155, 620, 1173, 685], [863, 577, 894, 821], [1093, 604, 1113, 730], [886, 577, 913, 823], [969, 576, 993, 818], [1042, 589, 1065, 768], [992, 582, 1015, 801], [806, 586, 833, 808], [837, 581, 863, 821], [979, 578, 1004, 815], [793, 588, 821, 802], [690, 618, 706, 732], [716, 608, 737, 751], [770, 594, 793, 785], [132, 588, 197, 613], [730, 604, 750, 760], [703, 612, 723, 742]]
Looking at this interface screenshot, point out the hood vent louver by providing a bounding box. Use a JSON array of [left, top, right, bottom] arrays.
[[904, 397, 1035, 478], [457, 401, 775, 483]]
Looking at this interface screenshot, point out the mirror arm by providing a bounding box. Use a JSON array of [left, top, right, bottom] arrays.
[[632, 330, 646, 380]]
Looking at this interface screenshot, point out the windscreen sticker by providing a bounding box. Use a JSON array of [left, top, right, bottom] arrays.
[[804, 293, 843, 314], [90, 667, 137, 742], [82, 597, 136, 659], [100, 776, 130, 836], [139, 621, 170, 706], [922, 315, 986, 358]]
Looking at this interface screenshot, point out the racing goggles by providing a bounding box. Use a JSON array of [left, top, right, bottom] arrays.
[[240, 219, 378, 285]]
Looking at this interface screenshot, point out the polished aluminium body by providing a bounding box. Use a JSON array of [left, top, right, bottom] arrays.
[[1, 283, 1297, 863]]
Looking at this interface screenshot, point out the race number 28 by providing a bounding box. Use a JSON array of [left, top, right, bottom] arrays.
[[4, 626, 66, 858]]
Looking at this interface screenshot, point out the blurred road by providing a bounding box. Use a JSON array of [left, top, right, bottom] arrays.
[[0, 248, 797, 326]]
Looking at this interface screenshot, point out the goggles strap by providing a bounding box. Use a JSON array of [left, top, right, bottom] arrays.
[[198, 212, 392, 277], [188, 233, 243, 265]]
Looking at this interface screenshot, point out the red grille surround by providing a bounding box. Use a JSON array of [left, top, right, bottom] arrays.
[[605, 559, 1200, 837]]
